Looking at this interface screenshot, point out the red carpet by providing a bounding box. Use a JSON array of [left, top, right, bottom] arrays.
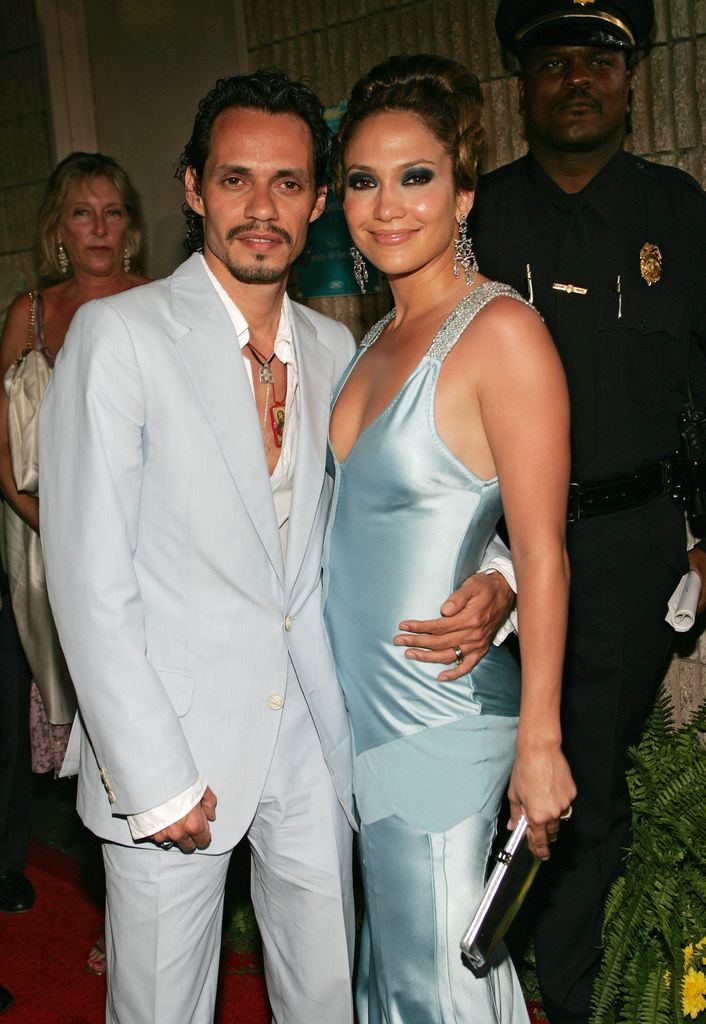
[[3, 840, 270, 1023]]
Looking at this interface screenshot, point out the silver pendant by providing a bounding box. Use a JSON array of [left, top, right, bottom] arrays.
[[259, 364, 273, 385]]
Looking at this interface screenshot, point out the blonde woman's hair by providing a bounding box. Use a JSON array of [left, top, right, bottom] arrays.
[[37, 151, 146, 281]]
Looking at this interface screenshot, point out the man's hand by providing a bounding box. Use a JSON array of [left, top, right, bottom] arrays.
[[687, 546, 706, 616], [394, 572, 515, 681], [150, 786, 217, 853]]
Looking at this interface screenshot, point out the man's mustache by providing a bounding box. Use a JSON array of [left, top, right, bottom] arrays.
[[556, 85, 600, 112], [226, 222, 292, 245]]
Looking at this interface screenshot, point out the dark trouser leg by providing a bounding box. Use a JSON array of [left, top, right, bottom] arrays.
[[0, 564, 33, 873], [535, 496, 687, 1024]]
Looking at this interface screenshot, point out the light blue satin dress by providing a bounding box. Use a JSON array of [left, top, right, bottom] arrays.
[[324, 283, 530, 1023]]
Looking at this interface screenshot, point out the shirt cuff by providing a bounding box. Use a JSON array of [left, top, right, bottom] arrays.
[[480, 556, 517, 593], [480, 562, 519, 645], [127, 776, 207, 840]]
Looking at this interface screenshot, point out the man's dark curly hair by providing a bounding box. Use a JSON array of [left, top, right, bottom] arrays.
[[176, 69, 332, 254]]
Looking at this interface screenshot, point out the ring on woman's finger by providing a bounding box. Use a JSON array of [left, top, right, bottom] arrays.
[[560, 805, 573, 821], [159, 840, 174, 850], [453, 645, 463, 665]]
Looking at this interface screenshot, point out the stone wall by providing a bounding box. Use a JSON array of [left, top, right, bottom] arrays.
[[0, 0, 52, 288], [244, 0, 706, 719]]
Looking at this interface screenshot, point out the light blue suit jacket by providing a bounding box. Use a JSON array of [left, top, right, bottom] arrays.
[[39, 254, 356, 853]]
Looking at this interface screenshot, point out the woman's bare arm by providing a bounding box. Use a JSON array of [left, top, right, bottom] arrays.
[[0, 293, 40, 531], [473, 298, 575, 859]]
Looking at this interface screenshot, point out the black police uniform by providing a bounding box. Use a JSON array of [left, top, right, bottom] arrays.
[[471, 148, 706, 1022]]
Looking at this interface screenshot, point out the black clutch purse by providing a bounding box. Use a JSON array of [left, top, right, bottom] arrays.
[[460, 816, 540, 972]]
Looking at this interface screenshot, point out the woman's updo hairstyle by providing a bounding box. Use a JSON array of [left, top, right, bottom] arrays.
[[333, 53, 485, 200]]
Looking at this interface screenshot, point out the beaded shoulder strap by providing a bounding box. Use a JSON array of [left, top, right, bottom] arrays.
[[358, 283, 535, 359], [359, 307, 395, 350], [427, 282, 534, 362]]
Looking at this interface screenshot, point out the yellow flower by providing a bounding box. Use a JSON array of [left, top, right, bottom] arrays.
[[682, 967, 706, 1019], [686, 946, 695, 969], [696, 938, 706, 951]]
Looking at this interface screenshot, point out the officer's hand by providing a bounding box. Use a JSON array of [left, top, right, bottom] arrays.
[[687, 547, 706, 616]]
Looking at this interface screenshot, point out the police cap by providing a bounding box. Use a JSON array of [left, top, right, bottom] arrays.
[[496, 0, 654, 55]]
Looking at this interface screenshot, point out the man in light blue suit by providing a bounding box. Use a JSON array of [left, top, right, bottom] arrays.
[[40, 72, 514, 1024]]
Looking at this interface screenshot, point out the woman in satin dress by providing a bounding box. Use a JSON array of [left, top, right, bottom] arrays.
[[324, 54, 577, 1022], [0, 151, 148, 973]]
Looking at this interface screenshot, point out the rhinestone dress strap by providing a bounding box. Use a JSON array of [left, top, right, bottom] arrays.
[[427, 282, 534, 362], [358, 282, 534, 358], [359, 307, 395, 350]]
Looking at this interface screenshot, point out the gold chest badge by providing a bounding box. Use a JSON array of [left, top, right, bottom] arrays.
[[640, 242, 662, 286]]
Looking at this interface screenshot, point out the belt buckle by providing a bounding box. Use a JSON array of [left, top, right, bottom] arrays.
[[567, 482, 581, 524]]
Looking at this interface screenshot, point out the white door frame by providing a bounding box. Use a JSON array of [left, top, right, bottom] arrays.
[[36, 0, 98, 162], [37, 0, 250, 164]]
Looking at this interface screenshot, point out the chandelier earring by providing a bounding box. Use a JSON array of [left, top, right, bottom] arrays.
[[350, 245, 368, 294], [123, 247, 131, 273], [452, 215, 478, 287], [57, 242, 70, 276]]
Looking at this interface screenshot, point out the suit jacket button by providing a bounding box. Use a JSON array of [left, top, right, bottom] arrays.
[[284, 615, 293, 631], [267, 694, 284, 711]]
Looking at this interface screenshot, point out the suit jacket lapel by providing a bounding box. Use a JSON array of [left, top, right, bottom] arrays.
[[171, 256, 284, 584], [285, 306, 334, 596]]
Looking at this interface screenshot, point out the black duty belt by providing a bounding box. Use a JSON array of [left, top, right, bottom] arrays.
[[567, 459, 673, 523]]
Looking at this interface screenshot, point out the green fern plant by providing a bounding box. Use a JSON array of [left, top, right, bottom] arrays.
[[591, 689, 706, 1024]]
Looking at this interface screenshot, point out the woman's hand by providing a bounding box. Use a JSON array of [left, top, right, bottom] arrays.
[[507, 741, 576, 860]]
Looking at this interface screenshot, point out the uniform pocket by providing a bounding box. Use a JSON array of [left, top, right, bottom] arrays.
[[598, 281, 686, 403]]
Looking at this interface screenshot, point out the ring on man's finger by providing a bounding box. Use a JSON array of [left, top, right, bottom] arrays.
[[159, 840, 174, 850], [453, 645, 463, 665], [560, 805, 573, 821]]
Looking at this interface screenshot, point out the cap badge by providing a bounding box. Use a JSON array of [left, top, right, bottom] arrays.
[[639, 242, 662, 286]]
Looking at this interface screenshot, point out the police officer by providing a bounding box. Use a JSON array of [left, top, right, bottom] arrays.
[[471, 3, 706, 1022]]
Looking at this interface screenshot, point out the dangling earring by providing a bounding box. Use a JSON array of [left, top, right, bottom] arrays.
[[122, 248, 131, 273], [350, 246, 368, 294], [57, 242, 70, 276], [452, 215, 478, 287]]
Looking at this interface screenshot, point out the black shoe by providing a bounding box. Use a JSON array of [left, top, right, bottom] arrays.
[[0, 985, 13, 1013], [0, 870, 35, 913]]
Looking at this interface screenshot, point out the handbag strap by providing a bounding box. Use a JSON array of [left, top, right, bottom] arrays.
[[23, 291, 36, 357]]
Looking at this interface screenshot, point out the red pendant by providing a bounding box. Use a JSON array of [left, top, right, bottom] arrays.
[[270, 402, 285, 448]]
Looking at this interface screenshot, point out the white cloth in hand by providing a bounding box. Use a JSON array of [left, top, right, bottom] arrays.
[[665, 570, 701, 632]]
